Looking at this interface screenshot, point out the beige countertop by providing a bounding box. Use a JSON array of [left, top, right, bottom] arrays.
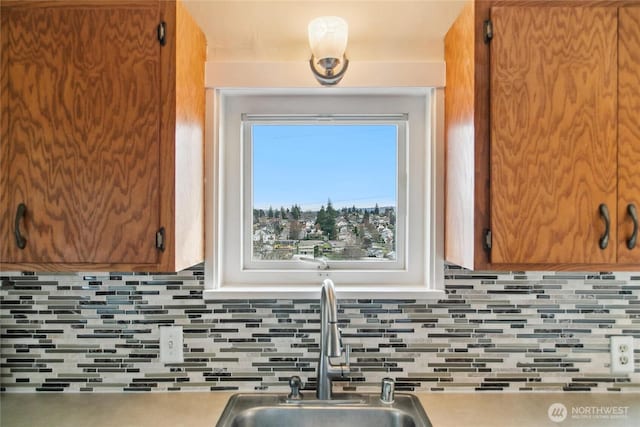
[[1, 392, 639, 427]]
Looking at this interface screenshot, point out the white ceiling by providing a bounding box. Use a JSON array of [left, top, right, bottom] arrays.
[[182, 0, 467, 62]]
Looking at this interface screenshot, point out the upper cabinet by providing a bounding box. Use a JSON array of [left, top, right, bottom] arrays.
[[0, 1, 206, 272], [490, 6, 618, 265], [445, 1, 640, 271], [618, 6, 640, 265]]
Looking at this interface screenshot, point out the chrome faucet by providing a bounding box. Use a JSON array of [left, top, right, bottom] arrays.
[[316, 278, 350, 400]]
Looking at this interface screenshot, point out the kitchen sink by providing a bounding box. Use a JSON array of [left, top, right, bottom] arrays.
[[216, 282, 432, 427], [215, 393, 433, 427]]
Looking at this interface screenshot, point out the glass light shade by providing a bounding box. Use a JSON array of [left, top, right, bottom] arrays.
[[308, 16, 348, 61]]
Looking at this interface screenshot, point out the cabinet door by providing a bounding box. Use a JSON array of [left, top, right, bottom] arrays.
[[618, 6, 640, 264], [1, 4, 161, 263], [490, 6, 617, 264]]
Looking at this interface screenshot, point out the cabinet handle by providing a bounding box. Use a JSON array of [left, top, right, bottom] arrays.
[[14, 203, 27, 250], [627, 204, 638, 250], [598, 203, 610, 250]]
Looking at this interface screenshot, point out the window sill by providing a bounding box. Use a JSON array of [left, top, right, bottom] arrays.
[[203, 287, 444, 300]]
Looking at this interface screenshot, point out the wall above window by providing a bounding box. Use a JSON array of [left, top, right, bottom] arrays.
[[183, 0, 466, 62]]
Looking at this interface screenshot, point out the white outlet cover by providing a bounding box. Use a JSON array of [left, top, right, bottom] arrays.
[[610, 335, 634, 375], [160, 325, 184, 364]]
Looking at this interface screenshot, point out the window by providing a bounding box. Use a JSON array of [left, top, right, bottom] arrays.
[[207, 89, 443, 297], [246, 117, 404, 269]]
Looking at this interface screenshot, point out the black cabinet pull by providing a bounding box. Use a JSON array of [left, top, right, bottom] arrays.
[[14, 203, 27, 249], [599, 203, 610, 250], [627, 204, 638, 250]]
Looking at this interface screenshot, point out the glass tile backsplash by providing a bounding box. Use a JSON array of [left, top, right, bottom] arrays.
[[1, 264, 639, 392]]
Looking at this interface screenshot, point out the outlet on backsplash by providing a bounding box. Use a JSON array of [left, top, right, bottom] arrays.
[[160, 326, 184, 364], [610, 336, 635, 375]]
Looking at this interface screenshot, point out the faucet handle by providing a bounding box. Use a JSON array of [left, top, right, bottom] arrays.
[[288, 375, 304, 400]]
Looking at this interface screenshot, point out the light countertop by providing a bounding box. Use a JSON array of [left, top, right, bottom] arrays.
[[1, 392, 639, 427]]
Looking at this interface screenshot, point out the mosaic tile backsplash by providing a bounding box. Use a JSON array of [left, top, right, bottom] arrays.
[[1, 264, 639, 393]]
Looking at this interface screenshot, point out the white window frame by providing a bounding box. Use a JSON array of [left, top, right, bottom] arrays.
[[202, 61, 445, 299]]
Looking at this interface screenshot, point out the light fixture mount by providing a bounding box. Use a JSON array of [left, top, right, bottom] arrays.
[[309, 57, 349, 86]]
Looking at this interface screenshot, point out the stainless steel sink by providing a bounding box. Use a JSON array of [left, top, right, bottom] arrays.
[[215, 393, 433, 427]]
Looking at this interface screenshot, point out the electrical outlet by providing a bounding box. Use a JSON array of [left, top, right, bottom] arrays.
[[160, 325, 184, 364], [610, 336, 634, 374]]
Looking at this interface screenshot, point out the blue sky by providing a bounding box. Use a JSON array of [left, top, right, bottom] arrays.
[[253, 124, 397, 211]]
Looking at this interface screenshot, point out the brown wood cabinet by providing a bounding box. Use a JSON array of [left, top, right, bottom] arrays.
[[0, 0, 206, 272], [445, 0, 640, 271], [618, 6, 640, 265]]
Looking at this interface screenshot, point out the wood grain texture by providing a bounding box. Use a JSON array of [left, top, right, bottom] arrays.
[[1, 0, 205, 272], [444, 0, 492, 270], [472, 1, 492, 270], [156, 0, 205, 272], [174, 1, 206, 271], [1, 10, 10, 262], [1, 3, 161, 264], [1, 1, 160, 7], [618, 6, 640, 264], [445, 0, 640, 271], [444, 1, 476, 269], [158, 0, 177, 272], [487, 0, 640, 6], [489, 6, 617, 264]]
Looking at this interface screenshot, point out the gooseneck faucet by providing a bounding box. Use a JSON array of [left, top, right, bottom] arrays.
[[316, 278, 350, 400]]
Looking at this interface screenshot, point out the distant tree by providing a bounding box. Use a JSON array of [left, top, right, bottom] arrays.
[[316, 205, 326, 228], [374, 203, 380, 215], [327, 224, 337, 240], [317, 202, 337, 240], [363, 210, 370, 224], [273, 221, 282, 236], [289, 221, 302, 240], [253, 209, 259, 223], [326, 199, 337, 220], [280, 207, 287, 219], [291, 204, 301, 220], [320, 199, 338, 240], [268, 206, 274, 218]]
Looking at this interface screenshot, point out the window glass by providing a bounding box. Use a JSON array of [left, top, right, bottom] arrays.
[[251, 123, 398, 263]]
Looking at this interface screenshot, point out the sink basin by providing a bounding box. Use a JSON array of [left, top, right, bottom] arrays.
[[215, 393, 433, 427]]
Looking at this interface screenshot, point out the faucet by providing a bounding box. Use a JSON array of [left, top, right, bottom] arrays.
[[316, 278, 350, 400]]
